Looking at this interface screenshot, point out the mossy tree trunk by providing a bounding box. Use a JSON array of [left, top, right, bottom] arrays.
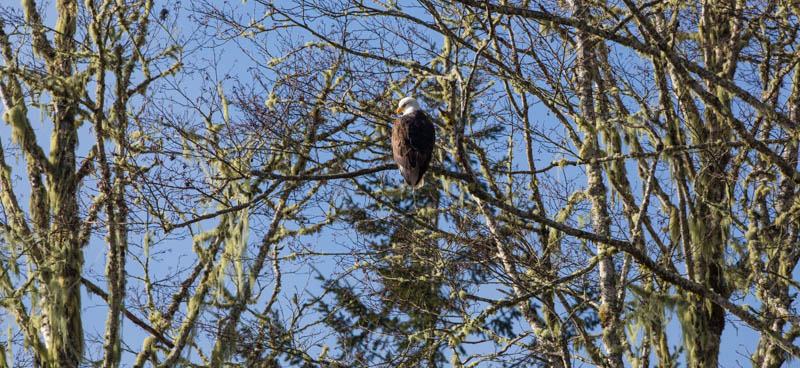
[[752, 37, 800, 368], [6, 0, 800, 366], [669, 3, 734, 366], [568, 0, 625, 365], [45, 1, 84, 365], [1, 1, 174, 366]]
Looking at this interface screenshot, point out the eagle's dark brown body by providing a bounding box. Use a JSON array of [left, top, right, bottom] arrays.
[[392, 110, 435, 187]]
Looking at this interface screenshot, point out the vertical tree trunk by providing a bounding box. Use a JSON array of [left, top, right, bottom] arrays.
[[568, 0, 624, 365], [44, 1, 83, 366], [680, 3, 736, 366], [752, 64, 800, 368]]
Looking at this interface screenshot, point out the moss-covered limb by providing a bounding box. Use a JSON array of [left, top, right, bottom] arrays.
[[156, 248, 210, 335], [0, 66, 90, 108], [651, 20, 690, 157], [498, 75, 547, 217], [617, 154, 660, 280], [80, 277, 174, 349], [688, 13, 733, 368], [632, 2, 800, 186], [552, 291, 606, 366], [119, 0, 182, 98], [22, 1, 83, 367], [665, 57, 702, 281], [0, 76, 51, 249], [3, 9, 73, 362], [20, 0, 56, 61], [468, 191, 552, 352], [585, 138, 624, 364], [499, 51, 570, 364], [2, 96, 50, 239], [567, 0, 624, 365], [151, 235, 225, 368], [775, 65, 800, 221], [442, 35, 556, 363], [42, 225, 83, 368], [752, 63, 800, 368], [465, 162, 800, 360], [0, 139, 35, 251], [115, 0, 153, 87], [594, 40, 682, 290], [52, 0, 78, 73], [207, 56, 344, 363], [0, 20, 14, 64], [718, 0, 750, 81], [623, 235, 800, 360], [629, 4, 739, 366], [143, 172, 267, 363], [649, 26, 697, 285], [744, 53, 793, 368], [592, 42, 665, 249], [644, 278, 675, 368], [476, 21, 573, 359], [206, 183, 303, 363], [126, 58, 183, 97], [471, 69, 571, 364], [255, 235, 284, 346], [533, 286, 575, 368], [207, 193, 291, 366], [84, 9, 128, 366], [0, 272, 49, 366], [452, 0, 798, 137], [76, 192, 105, 249], [615, 159, 667, 366], [106, 42, 134, 368]]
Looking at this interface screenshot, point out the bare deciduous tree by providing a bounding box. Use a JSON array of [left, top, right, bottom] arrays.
[[3, 1, 800, 367]]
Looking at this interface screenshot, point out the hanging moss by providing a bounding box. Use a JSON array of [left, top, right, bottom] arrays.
[[669, 207, 680, 245], [4, 106, 28, 146]]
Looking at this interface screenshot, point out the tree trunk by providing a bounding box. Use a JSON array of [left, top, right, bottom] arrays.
[[569, 0, 624, 365]]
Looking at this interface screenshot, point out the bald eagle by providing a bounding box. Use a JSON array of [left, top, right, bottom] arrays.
[[392, 97, 435, 188]]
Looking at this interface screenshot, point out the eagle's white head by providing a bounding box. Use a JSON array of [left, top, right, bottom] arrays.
[[396, 96, 421, 115]]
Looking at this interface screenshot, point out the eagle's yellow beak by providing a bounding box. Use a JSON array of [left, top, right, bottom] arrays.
[[396, 106, 404, 114]]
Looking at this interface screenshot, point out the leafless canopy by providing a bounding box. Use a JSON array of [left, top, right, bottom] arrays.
[[1, 0, 800, 367]]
